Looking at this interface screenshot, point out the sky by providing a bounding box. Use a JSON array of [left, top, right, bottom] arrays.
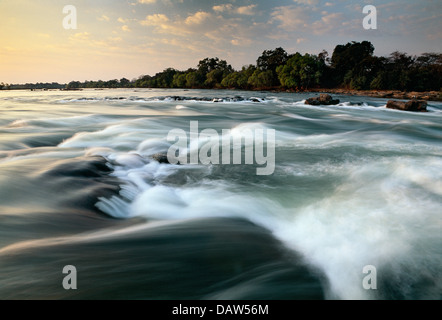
[[1, 0, 441, 84]]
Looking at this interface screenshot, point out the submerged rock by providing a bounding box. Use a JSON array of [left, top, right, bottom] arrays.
[[386, 100, 428, 112], [305, 94, 340, 106], [151, 153, 171, 164]]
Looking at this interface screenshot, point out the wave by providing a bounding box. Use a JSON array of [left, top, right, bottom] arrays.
[[7, 114, 105, 128], [92, 129, 442, 299], [2, 89, 441, 299], [56, 95, 271, 104]]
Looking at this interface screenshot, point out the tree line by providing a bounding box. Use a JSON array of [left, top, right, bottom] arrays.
[[2, 41, 441, 92]]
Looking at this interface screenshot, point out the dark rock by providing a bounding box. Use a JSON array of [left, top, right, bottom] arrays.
[[151, 153, 170, 164], [42, 156, 112, 178], [305, 98, 321, 106], [305, 94, 340, 106], [386, 100, 427, 112]]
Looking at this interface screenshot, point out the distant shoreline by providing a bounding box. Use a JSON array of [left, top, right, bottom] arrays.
[[294, 88, 442, 102], [223, 87, 442, 101], [2, 87, 441, 102]]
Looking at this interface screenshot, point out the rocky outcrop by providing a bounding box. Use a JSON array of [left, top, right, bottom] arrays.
[[151, 153, 171, 164], [305, 94, 340, 106], [386, 100, 427, 112]]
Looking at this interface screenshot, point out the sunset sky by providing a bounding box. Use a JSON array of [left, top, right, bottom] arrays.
[[1, 0, 441, 84]]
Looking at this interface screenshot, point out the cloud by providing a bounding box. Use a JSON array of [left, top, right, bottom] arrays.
[[270, 6, 309, 31], [98, 15, 110, 22], [293, 0, 319, 5], [269, 4, 353, 37], [140, 13, 190, 36], [185, 11, 212, 25], [213, 4, 233, 13], [138, 0, 156, 4], [230, 37, 253, 47], [213, 4, 257, 16], [236, 5, 257, 16], [122, 25, 131, 32], [310, 12, 345, 35], [108, 37, 123, 42], [160, 38, 199, 52], [117, 17, 127, 23], [70, 32, 91, 41], [202, 19, 264, 49], [140, 13, 169, 26]]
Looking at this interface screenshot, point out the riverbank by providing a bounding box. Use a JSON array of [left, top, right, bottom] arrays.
[[302, 88, 442, 102], [3, 87, 441, 102]]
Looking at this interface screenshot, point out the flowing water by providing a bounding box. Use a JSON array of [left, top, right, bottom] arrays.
[[0, 89, 441, 300]]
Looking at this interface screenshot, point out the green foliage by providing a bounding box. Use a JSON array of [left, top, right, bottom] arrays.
[[205, 69, 225, 88], [185, 71, 203, 88], [413, 53, 442, 91], [247, 70, 274, 89], [221, 72, 240, 88], [220, 65, 256, 89], [172, 73, 187, 88], [257, 47, 289, 72], [10, 43, 439, 92], [331, 41, 375, 87], [119, 78, 131, 88], [277, 53, 325, 89], [256, 47, 289, 86], [66, 81, 81, 89], [370, 72, 387, 90], [237, 65, 257, 89], [195, 57, 233, 87], [135, 75, 151, 88]]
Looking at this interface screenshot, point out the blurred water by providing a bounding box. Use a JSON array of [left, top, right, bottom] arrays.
[[0, 89, 441, 300]]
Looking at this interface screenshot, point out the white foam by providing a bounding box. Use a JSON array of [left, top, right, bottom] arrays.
[[95, 152, 442, 299], [59, 119, 163, 150]]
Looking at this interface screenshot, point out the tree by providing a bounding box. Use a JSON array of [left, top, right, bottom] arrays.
[[387, 51, 414, 90], [277, 53, 325, 90], [221, 72, 240, 88], [119, 78, 131, 88], [247, 70, 274, 89], [257, 47, 289, 72], [237, 65, 256, 89], [197, 57, 232, 74], [66, 81, 81, 89], [197, 57, 233, 88], [186, 71, 203, 88], [205, 69, 225, 88], [331, 41, 375, 88], [256, 47, 289, 86], [106, 79, 119, 88], [155, 68, 178, 88], [220, 65, 257, 89], [135, 75, 152, 87], [172, 72, 187, 88], [413, 53, 442, 91]]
